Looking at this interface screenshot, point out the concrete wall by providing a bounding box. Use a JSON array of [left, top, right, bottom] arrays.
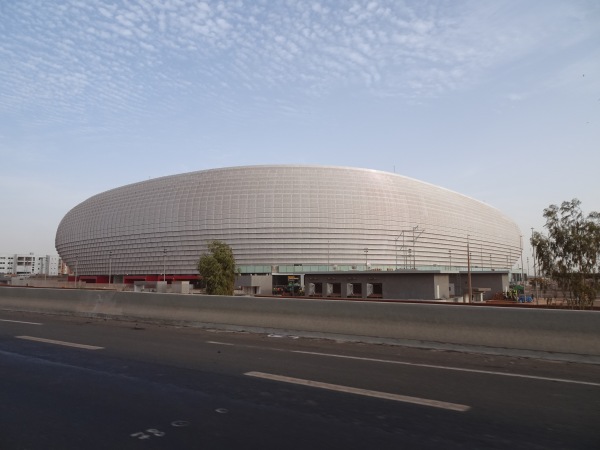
[[1, 287, 599, 360], [305, 272, 451, 300], [452, 272, 510, 300], [433, 274, 450, 299], [236, 274, 273, 295]]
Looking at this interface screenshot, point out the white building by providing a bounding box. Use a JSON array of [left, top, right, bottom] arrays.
[[0, 253, 62, 276], [56, 165, 522, 282]]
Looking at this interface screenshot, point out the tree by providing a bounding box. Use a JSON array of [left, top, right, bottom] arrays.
[[197, 241, 237, 295], [531, 199, 600, 309]]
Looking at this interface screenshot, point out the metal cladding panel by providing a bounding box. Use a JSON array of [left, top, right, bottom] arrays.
[[55, 165, 522, 275]]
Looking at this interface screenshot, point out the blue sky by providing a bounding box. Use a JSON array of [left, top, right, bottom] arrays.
[[1, 0, 598, 269]]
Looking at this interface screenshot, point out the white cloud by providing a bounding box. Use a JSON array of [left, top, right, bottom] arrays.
[[0, 0, 598, 133]]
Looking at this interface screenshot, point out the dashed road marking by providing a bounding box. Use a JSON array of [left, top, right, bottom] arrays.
[[16, 336, 104, 350], [0, 319, 42, 325], [245, 371, 470, 412], [292, 350, 600, 387], [206, 341, 235, 346], [207, 341, 600, 388]]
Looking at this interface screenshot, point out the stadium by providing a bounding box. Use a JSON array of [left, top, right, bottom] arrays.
[[55, 165, 522, 298]]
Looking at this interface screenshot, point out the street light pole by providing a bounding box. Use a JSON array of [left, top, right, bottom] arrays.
[[163, 247, 167, 282], [520, 235, 525, 289], [364, 248, 368, 270], [412, 226, 417, 269], [395, 231, 406, 270], [467, 235, 472, 303], [412, 226, 423, 269], [395, 235, 400, 270], [449, 249, 452, 269], [531, 227, 539, 304], [403, 232, 406, 269], [42, 256, 46, 284], [480, 243, 483, 272], [108, 251, 112, 285], [74, 256, 79, 289]]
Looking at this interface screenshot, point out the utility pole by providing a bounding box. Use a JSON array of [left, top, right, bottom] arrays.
[[74, 255, 79, 289], [108, 251, 112, 285], [403, 232, 406, 269], [412, 225, 424, 269], [467, 235, 472, 303], [531, 227, 539, 305], [395, 233, 402, 270], [163, 247, 167, 282], [480, 243, 483, 271], [520, 235, 525, 290]]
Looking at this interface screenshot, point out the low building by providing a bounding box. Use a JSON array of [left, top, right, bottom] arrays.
[[0, 253, 61, 276], [304, 270, 509, 301]]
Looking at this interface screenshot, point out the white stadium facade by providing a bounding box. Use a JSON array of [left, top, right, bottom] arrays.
[[55, 165, 522, 298]]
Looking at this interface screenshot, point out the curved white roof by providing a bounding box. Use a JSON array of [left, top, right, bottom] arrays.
[[55, 165, 521, 275]]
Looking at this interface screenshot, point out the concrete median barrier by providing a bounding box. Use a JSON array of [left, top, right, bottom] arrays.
[[1, 287, 599, 359]]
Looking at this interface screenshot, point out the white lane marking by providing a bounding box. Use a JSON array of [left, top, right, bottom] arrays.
[[206, 341, 600, 388], [0, 319, 42, 325], [16, 336, 104, 350], [206, 341, 235, 346], [245, 371, 470, 412], [292, 350, 600, 388]]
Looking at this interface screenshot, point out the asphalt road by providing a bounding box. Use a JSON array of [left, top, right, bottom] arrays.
[[1, 310, 599, 449]]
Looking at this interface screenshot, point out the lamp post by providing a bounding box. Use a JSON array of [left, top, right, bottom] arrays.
[[402, 232, 406, 269], [108, 251, 112, 285], [480, 243, 483, 272], [467, 235, 472, 303], [531, 227, 539, 304], [489, 254, 492, 270], [520, 235, 525, 287], [395, 234, 401, 270], [163, 247, 167, 282], [412, 226, 423, 269], [74, 255, 79, 289], [412, 226, 417, 269], [448, 249, 452, 269], [364, 248, 368, 270], [42, 256, 47, 284]]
